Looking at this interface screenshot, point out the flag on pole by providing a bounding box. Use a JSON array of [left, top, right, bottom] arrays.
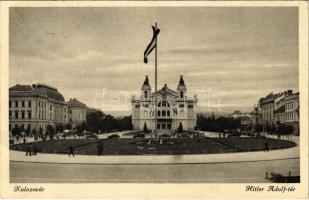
[[144, 25, 160, 64]]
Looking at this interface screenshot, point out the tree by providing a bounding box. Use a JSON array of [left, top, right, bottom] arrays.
[[277, 123, 294, 135], [32, 128, 38, 140], [178, 122, 183, 133], [26, 125, 31, 137], [143, 122, 148, 133], [47, 125, 55, 139], [55, 123, 64, 133], [255, 123, 263, 133], [65, 123, 72, 130], [12, 126, 21, 136]]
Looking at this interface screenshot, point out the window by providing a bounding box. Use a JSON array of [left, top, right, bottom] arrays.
[[9, 101, 11, 108], [162, 124, 166, 129], [188, 104, 194, 108], [167, 124, 171, 129], [179, 104, 184, 108], [28, 101, 31, 108], [162, 101, 166, 107], [15, 111, 18, 119], [144, 91, 148, 98], [162, 110, 166, 117], [15, 101, 18, 107], [157, 110, 161, 117], [157, 123, 160, 129], [180, 91, 184, 98], [167, 110, 170, 117], [28, 111, 32, 119], [21, 111, 25, 119], [135, 104, 140, 109], [22, 101, 25, 107], [9, 110, 12, 119]]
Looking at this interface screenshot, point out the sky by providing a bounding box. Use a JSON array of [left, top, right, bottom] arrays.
[[9, 7, 299, 115]]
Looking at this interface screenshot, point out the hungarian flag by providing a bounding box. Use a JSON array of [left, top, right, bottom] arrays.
[[144, 25, 160, 64]]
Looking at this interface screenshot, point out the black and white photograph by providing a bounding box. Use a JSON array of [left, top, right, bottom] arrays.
[[0, 1, 308, 199]]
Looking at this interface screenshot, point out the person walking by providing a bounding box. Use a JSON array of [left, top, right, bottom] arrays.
[[100, 143, 104, 155], [69, 145, 74, 157], [97, 143, 101, 156], [26, 144, 31, 156], [265, 141, 269, 152]]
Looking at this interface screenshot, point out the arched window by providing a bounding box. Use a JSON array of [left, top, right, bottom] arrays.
[[162, 110, 166, 117], [162, 101, 166, 107], [180, 91, 184, 98], [167, 110, 170, 117], [144, 91, 148, 98], [157, 110, 161, 117], [158, 102, 161, 107]]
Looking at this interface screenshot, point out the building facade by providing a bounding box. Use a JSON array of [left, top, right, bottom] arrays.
[[258, 90, 299, 134], [131, 75, 197, 133], [9, 83, 88, 135], [67, 98, 87, 128], [9, 83, 67, 135]]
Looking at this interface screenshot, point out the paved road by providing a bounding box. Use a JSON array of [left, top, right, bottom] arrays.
[[10, 158, 299, 183]]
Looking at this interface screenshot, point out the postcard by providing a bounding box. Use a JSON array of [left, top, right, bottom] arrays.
[[0, 1, 308, 199]]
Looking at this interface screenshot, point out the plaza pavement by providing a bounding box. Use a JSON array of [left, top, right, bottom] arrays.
[[10, 136, 299, 165]]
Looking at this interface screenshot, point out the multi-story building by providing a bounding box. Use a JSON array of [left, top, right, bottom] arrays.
[[258, 92, 283, 124], [9, 83, 67, 135], [67, 98, 87, 128], [131, 75, 197, 133], [258, 90, 299, 134], [281, 92, 299, 133]]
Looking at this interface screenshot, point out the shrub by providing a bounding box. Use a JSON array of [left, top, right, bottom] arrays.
[[177, 122, 183, 133], [143, 122, 149, 133], [108, 134, 120, 139]]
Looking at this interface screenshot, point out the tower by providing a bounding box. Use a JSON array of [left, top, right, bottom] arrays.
[[177, 75, 187, 99], [141, 75, 151, 100]]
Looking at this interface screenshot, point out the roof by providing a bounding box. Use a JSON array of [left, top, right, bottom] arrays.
[[9, 85, 34, 92], [153, 84, 178, 96], [177, 75, 187, 91], [141, 75, 151, 90], [274, 105, 285, 114], [36, 84, 65, 102], [67, 98, 87, 108], [9, 83, 65, 103]]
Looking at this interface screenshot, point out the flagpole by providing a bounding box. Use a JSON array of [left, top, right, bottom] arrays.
[[154, 22, 158, 139]]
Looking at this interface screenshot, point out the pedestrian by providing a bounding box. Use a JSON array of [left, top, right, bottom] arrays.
[[100, 143, 104, 155], [23, 137, 26, 144], [68, 145, 74, 157], [265, 141, 269, 152], [97, 143, 101, 156], [26, 144, 31, 156]]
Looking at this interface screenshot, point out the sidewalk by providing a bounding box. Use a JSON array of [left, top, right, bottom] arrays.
[[10, 140, 299, 164]]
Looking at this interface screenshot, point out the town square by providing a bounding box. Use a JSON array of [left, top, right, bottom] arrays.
[[7, 6, 301, 184]]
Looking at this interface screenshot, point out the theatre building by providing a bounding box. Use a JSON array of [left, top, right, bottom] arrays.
[[131, 75, 197, 133]]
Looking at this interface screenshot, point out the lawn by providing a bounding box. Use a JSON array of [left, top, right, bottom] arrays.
[[10, 137, 296, 155]]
